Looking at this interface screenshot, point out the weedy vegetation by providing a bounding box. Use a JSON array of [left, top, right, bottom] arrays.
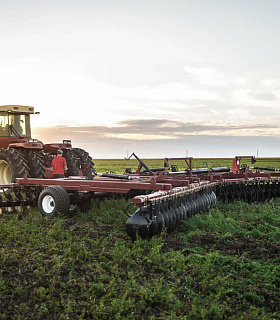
[[0, 158, 280, 319]]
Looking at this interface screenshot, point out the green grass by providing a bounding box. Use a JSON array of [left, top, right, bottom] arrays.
[[94, 157, 280, 174], [1, 158, 280, 319]]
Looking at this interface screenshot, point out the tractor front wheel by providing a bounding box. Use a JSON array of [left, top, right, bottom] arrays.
[[0, 148, 30, 184]]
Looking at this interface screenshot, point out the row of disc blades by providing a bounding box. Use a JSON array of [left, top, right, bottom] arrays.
[[126, 191, 217, 240]]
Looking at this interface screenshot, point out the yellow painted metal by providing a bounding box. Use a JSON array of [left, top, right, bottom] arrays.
[[0, 105, 34, 114]]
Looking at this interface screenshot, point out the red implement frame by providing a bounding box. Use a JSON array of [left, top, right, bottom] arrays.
[[164, 157, 194, 176], [14, 176, 172, 193]]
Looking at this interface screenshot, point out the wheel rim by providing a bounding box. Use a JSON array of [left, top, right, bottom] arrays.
[[0, 160, 12, 184], [42, 195, 55, 214]]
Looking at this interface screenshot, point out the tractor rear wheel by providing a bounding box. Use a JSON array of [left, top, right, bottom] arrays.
[[73, 148, 95, 179], [63, 150, 80, 176], [0, 148, 30, 184], [21, 149, 46, 178]]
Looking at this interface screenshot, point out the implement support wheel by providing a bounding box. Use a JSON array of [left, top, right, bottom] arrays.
[[38, 186, 70, 217]]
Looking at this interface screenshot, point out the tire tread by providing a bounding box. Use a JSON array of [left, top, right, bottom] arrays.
[[0, 148, 30, 183]]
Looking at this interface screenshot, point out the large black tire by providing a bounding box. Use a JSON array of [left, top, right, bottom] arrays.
[[63, 150, 80, 176], [0, 148, 30, 184], [21, 149, 46, 178], [38, 186, 70, 217], [78, 197, 92, 213], [73, 148, 95, 180]]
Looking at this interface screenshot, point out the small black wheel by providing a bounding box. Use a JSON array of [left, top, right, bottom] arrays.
[[38, 186, 70, 217], [78, 197, 92, 213]]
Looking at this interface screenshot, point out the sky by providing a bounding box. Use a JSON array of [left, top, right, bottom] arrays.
[[1, 0, 280, 158]]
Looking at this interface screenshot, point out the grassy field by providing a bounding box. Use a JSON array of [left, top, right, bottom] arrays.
[[94, 157, 280, 174], [1, 158, 280, 319]]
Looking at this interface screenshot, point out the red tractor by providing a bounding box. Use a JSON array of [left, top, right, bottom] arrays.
[[0, 105, 95, 183]]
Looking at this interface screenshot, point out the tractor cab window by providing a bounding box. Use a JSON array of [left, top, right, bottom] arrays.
[[10, 114, 31, 137], [0, 113, 31, 137], [0, 114, 9, 136]]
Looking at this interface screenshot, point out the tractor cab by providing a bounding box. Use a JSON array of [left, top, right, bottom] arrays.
[[0, 105, 36, 149]]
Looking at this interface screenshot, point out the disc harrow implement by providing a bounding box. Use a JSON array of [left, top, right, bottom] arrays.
[[126, 182, 217, 240], [123, 154, 280, 240], [0, 154, 280, 241]]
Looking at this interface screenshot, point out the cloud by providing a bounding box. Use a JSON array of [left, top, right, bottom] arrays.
[[184, 66, 228, 86], [230, 73, 280, 107], [2, 59, 280, 130], [31, 123, 280, 159], [249, 91, 276, 101], [33, 119, 280, 145], [116, 119, 280, 136], [112, 69, 280, 126]]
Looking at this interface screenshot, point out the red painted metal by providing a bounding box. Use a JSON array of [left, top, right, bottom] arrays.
[[234, 156, 256, 171], [132, 181, 215, 206], [45, 168, 53, 179], [122, 155, 272, 188], [8, 141, 44, 150], [43, 143, 72, 154], [0, 137, 32, 149], [14, 176, 173, 194], [164, 157, 194, 176], [0, 152, 278, 214]]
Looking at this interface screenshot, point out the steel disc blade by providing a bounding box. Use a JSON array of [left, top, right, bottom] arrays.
[[156, 212, 165, 233], [126, 213, 150, 240]]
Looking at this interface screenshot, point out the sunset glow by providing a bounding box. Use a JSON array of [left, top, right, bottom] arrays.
[[1, 0, 280, 158]]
